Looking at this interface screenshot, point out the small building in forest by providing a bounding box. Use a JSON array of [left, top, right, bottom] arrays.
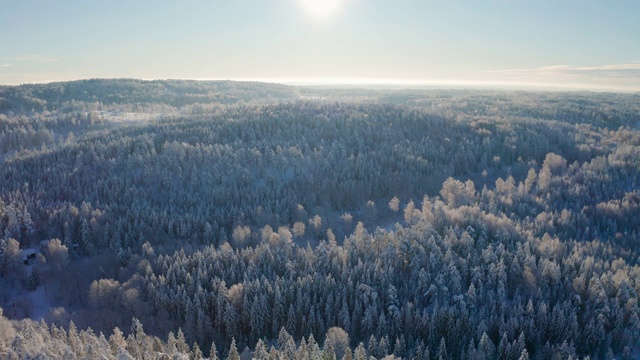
[[22, 249, 37, 265]]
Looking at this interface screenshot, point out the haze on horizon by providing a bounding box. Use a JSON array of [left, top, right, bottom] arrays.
[[1, 0, 639, 91]]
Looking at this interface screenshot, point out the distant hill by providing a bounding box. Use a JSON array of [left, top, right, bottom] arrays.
[[0, 78, 300, 112], [2, 79, 640, 129]]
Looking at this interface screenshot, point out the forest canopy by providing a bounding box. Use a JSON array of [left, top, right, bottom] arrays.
[[1, 79, 640, 359]]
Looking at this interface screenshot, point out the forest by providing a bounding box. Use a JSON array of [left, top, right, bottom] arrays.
[[1, 79, 640, 359]]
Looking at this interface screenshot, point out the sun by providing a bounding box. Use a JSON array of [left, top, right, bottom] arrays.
[[300, 0, 344, 18]]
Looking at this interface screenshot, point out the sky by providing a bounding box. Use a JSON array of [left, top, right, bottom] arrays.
[[1, 0, 639, 91]]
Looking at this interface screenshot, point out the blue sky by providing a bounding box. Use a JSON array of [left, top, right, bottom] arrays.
[[1, 0, 639, 90]]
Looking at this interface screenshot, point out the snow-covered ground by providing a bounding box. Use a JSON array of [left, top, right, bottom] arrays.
[[93, 110, 163, 123], [25, 286, 50, 321]]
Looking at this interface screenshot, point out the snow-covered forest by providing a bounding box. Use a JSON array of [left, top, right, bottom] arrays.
[[1, 79, 640, 359]]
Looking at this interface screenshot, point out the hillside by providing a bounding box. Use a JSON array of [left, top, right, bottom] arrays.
[[1, 80, 640, 359]]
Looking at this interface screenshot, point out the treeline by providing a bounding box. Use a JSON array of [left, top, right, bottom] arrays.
[[303, 88, 640, 129], [0, 309, 369, 360], [0, 79, 299, 112]]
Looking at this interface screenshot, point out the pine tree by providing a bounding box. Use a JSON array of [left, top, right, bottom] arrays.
[[192, 343, 204, 360], [80, 217, 91, 254], [354, 343, 367, 360], [367, 336, 377, 357], [342, 347, 353, 360], [209, 341, 219, 360], [478, 332, 495, 359], [176, 328, 190, 354], [227, 338, 240, 360], [109, 327, 127, 355], [253, 339, 268, 360], [436, 338, 447, 360], [323, 342, 336, 360]]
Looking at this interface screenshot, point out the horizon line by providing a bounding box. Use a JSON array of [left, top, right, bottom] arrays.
[[1, 76, 639, 93]]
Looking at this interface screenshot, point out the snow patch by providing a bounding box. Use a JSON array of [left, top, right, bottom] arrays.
[[92, 110, 161, 123], [25, 287, 51, 321]]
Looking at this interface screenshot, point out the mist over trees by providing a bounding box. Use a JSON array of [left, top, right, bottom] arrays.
[[1, 79, 640, 359]]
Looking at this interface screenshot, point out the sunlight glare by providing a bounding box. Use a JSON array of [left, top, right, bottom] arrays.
[[300, 0, 343, 18]]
